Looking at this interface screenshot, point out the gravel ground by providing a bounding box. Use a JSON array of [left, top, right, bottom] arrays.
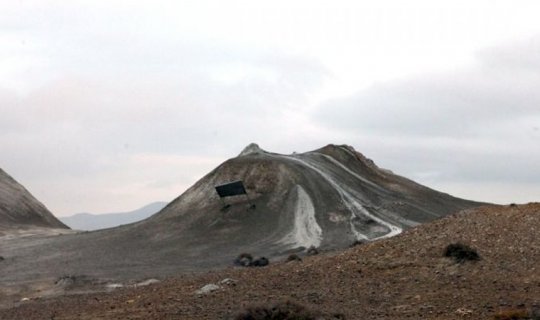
[[1, 203, 538, 320]]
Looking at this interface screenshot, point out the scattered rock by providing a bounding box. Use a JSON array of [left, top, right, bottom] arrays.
[[55, 276, 76, 287], [251, 257, 269, 267], [306, 246, 319, 256], [220, 278, 237, 286], [135, 279, 160, 287], [234, 254, 269, 267], [105, 283, 124, 290], [195, 284, 221, 295], [54, 275, 97, 289], [286, 254, 302, 262], [455, 308, 473, 316], [234, 253, 253, 267]]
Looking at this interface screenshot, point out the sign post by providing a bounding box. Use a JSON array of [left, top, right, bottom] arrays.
[[214, 180, 254, 210]]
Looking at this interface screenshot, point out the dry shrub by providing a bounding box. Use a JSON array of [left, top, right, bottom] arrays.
[[492, 308, 531, 320], [234, 300, 344, 320], [444, 243, 480, 263]]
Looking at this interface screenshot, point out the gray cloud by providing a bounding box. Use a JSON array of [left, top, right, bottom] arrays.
[[0, 46, 330, 215], [3, 2, 540, 214], [312, 36, 540, 202]]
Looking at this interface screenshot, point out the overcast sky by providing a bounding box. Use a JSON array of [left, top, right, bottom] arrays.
[[1, 1, 540, 216]]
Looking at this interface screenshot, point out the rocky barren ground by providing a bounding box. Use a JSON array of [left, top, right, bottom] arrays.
[[2, 203, 539, 320]]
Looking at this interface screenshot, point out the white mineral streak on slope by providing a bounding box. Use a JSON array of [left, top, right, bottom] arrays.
[[286, 155, 402, 240], [279, 185, 323, 248]]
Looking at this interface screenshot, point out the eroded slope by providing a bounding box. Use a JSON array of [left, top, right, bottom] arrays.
[[0, 168, 67, 231]]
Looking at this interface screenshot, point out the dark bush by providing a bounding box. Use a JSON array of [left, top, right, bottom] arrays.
[[251, 257, 269, 267], [306, 246, 319, 256], [444, 243, 480, 263], [0, 256, 4, 261], [509, 203, 517, 207], [286, 254, 302, 262], [234, 253, 253, 267], [234, 300, 345, 320], [234, 254, 269, 267]]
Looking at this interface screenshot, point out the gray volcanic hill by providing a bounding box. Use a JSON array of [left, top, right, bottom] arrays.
[[0, 144, 482, 301], [148, 143, 481, 250], [0, 168, 68, 231], [59, 202, 167, 231]]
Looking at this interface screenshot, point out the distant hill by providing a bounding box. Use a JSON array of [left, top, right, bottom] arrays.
[[0, 168, 68, 231], [59, 202, 167, 231]]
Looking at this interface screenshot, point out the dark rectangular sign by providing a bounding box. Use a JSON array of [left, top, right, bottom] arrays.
[[215, 180, 247, 198]]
